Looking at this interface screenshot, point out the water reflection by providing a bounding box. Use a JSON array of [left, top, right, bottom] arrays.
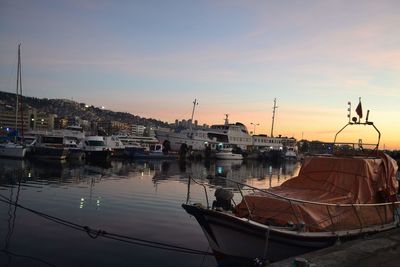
[[0, 158, 301, 267], [0, 158, 301, 190], [151, 159, 301, 190]]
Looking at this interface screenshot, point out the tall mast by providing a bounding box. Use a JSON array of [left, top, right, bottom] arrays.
[[270, 98, 278, 137], [190, 99, 198, 131], [15, 44, 20, 132], [19, 44, 24, 140]]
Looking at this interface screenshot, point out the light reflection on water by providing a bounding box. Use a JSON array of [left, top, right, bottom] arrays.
[[0, 158, 300, 267]]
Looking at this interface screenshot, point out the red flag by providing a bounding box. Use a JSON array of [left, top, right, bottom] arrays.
[[356, 101, 363, 118]]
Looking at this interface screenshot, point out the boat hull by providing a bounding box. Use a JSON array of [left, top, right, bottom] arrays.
[[182, 204, 395, 265], [68, 148, 86, 161], [32, 146, 69, 160], [85, 150, 111, 163], [215, 152, 243, 160], [0, 145, 26, 158]]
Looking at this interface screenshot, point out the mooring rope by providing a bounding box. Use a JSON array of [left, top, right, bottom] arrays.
[[0, 194, 213, 256]]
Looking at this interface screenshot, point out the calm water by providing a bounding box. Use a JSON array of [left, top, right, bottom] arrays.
[[0, 158, 300, 267]]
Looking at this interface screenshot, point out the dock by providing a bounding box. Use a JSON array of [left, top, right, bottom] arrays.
[[269, 227, 400, 267]]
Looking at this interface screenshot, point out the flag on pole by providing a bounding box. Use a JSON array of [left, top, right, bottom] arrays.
[[356, 100, 363, 118]]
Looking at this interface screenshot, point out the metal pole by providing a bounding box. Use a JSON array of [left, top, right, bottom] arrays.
[[271, 98, 277, 137], [189, 99, 198, 131]]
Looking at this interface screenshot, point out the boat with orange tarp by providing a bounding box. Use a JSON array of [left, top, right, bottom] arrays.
[[182, 102, 400, 265]]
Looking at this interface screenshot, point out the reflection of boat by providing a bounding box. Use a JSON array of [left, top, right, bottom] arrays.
[[0, 158, 26, 179], [183, 108, 400, 265]]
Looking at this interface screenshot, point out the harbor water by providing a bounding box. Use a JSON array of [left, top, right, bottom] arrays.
[[0, 158, 300, 267]]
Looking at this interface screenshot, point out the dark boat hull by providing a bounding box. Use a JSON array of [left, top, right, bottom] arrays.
[[85, 150, 111, 163], [32, 146, 69, 160]]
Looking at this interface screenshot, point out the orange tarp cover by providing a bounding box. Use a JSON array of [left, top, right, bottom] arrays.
[[235, 153, 399, 231]]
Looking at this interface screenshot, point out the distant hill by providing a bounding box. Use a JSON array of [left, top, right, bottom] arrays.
[[0, 91, 169, 127]]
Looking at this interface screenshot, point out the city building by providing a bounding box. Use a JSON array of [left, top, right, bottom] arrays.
[[131, 124, 146, 136]]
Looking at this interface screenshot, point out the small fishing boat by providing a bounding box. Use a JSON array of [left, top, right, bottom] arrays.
[[183, 103, 400, 266]]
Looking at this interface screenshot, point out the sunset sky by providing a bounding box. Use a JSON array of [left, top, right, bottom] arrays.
[[0, 0, 399, 149]]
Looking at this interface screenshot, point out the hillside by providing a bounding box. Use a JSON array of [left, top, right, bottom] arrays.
[[0, 91, 169, 127]]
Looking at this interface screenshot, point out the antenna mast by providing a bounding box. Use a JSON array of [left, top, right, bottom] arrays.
[[224, 114, 229, 125], [270, 98, 278, 137]]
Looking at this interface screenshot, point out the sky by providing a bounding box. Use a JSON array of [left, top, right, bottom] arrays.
[[0, 0, 399, 149]]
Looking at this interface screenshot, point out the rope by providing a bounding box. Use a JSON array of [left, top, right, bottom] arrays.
[[0, 195, 213, 256]]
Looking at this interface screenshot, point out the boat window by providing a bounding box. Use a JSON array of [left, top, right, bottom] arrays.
[[42, 136, 63, 144], [88, 140, 105, 146]]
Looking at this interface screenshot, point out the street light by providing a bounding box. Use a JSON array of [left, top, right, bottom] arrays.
[[250, 122, 259, 135]]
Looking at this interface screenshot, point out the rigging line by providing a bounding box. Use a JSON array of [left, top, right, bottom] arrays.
[[0, 195, 213, 256], [1, 249, 56, 267]]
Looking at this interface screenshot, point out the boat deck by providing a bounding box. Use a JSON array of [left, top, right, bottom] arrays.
[[270, 226, 400, 267]]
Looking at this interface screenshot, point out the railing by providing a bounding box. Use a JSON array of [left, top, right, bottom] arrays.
[[186, 176, 400, 233]]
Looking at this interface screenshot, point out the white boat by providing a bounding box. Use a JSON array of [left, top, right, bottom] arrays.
[[104, 135, 126, 157], [215, 145, 243, 160], [132, 143, 178, 159], [0, 142, 26, 158], [284, 146, 298, 160], [155, 115, 252, 152], [183, 108, 400, 265], [63, 136, 85, 160], [83, 136, 111, 163], [117, 135, 158, 147]]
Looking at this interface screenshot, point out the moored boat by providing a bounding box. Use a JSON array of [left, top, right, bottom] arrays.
[[104, 135, 126, 157], [0, 142, 26, 158], [215, 145, 243, 160], [182, 105, 400, 265], [83, 136, 111, 163], [132, 143, 178, 159], [33, 134, 69, 160]]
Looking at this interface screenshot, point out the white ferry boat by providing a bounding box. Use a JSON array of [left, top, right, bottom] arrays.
[[155, 115, 252, 152]]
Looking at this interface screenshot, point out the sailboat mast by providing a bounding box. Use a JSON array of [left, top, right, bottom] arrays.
[[270, 98, 278, 137], [15, 44, 20, 133], [19, 44, 24, 139]]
